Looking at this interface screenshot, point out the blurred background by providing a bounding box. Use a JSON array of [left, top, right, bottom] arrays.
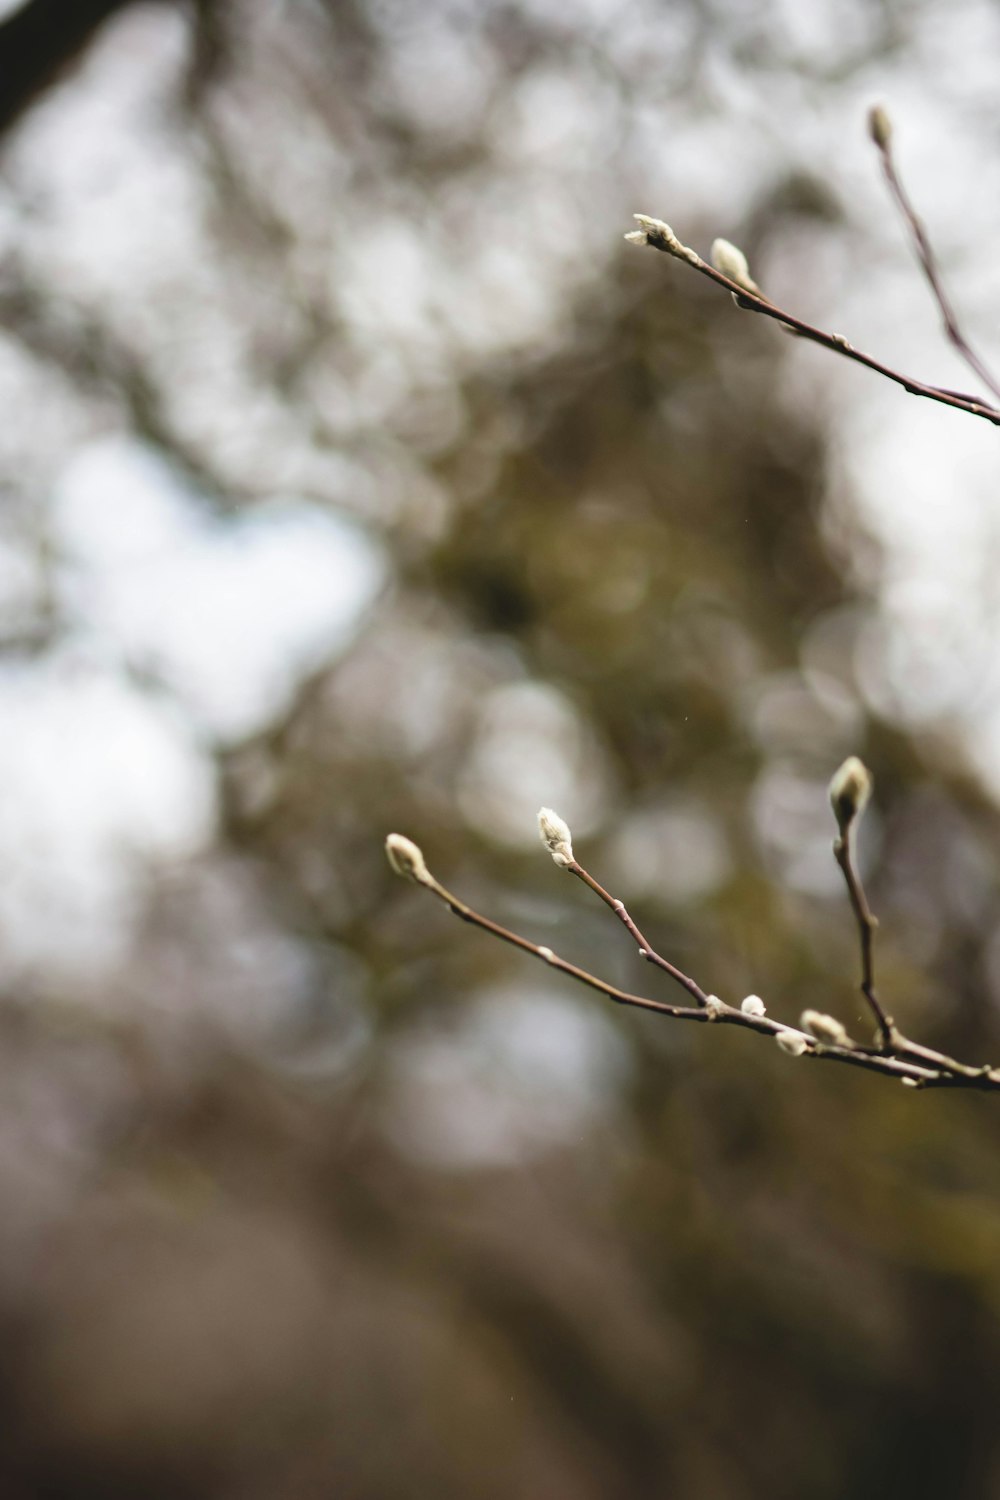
[[2, 0, 1000, 1495]]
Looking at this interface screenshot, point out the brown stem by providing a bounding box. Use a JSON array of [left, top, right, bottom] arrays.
[[832, 829, 894, 1051], [873, 132, 1000, 406], [568, 860, 708, 1006], [424, 871, 704, 1023]]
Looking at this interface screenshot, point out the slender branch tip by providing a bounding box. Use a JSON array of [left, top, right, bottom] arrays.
[[868, 103, 893, 152]]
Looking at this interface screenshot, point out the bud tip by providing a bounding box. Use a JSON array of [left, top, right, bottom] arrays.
[[868, 104, 893, 151], [710, 237, 759, 295], [538, 807, 575, 867], [385, 833, 432, 885], [829, 756, 873, 833]]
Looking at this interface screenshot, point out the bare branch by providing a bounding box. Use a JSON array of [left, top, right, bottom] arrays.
[[383, 820, 1000, 1096], [832, 828, 892, 1048], [824, 761, 993, 1082], [625, 215, 1000, 428], [868, 104, 1000, 406], [567, 860, 708, 1007]]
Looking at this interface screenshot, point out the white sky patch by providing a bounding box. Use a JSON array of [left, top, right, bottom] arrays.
[[53, 437, 386, 742], [0, 652, 214, 984]]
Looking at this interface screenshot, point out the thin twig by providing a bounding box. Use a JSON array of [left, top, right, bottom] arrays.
[[832, 827, 894, 1051], [827, 765, 991, 1078], [423, 864, 704, 1023], [870, 113, 1000, 406], [568, 860, 708, 1006], [625, 215, 1000, 428]]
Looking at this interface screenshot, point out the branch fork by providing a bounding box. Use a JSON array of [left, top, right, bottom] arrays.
[[385, 761, 1000, 1094]]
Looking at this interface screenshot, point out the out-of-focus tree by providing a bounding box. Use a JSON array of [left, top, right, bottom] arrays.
[[1, 3, 1000, 1498]]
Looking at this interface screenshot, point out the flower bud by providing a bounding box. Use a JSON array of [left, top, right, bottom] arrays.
[[801, 1009, 849, 1047], [776, 1031, 809, 1057], [741, 995, 766, 1017], [828, 756, 872, 834], [538, 807, 574, 867], [631, 214, 685, 255], [868, 104, 892, 151], [385, 833, 432, 886], [710, 238, 760, 296]]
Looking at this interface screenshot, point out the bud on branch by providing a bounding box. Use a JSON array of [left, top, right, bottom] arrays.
[[867, 103, 893, 152], [385, 833, 433, 886], [538, 807, 575, 867], [801, 1010, 851, 1047], [710, 237, 762, 298], [828, 756, 873, 836]]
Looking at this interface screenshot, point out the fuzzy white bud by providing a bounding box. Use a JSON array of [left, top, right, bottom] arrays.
[[710, 238, 761, 297], [741, 995, 766, 1017], [537, 807, 575, 867], [704, 994, 726, 1018], [828, 756, 872, 834], [800, 1009, 849, 1047], [775, 1030, 809, 1057], [385, 833, 432, 886], [631, 214, 685, 255]]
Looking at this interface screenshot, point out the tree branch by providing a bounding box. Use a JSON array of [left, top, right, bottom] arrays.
[[624, 215, 1000, 428], [868, 104, 1000, 406], [384, 768, 1000, 1096]]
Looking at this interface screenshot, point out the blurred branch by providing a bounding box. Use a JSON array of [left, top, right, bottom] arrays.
[[624, 215, 1000, 428], [385, 767, 1000, 1095], [0, 0, 227, 138], [868, 104, 1000, 406]]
